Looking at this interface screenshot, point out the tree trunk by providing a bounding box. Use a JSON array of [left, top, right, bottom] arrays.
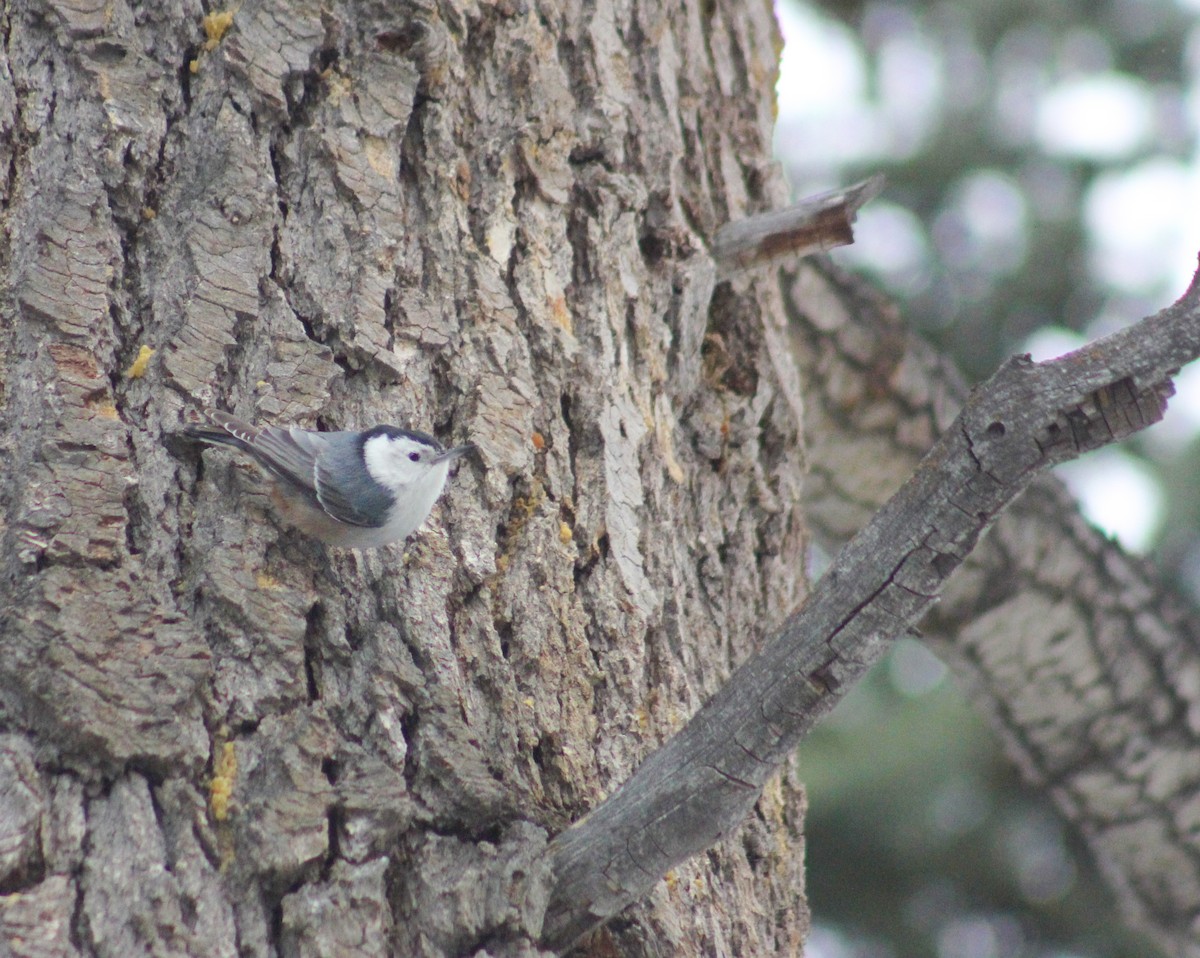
[[0, 1, 811, 955]]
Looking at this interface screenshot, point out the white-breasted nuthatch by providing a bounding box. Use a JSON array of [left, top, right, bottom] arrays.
[[185, 408, 473, 549]]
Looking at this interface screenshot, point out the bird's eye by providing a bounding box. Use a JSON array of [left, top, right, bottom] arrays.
[[408, 452, 421, 462]]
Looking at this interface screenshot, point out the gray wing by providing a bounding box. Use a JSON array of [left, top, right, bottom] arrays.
[[256, 427, 394, 529], [309, 432, 394, 528], [193, 411, 389, 528]]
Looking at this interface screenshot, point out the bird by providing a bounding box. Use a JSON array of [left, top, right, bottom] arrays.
[[184, 408, 473, 549]]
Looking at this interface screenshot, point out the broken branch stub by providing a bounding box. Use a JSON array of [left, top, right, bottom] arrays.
[[711, 175, 885, 277]]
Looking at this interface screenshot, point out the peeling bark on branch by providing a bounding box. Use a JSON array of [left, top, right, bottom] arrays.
[[790, 258, 1200, 958], [540, 268, 1200, 950]]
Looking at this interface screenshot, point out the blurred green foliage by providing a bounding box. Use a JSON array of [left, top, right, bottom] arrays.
[[788, 0, 1196, 378], [798, 643, 1164, 957], [778, 1, 1197, 955]]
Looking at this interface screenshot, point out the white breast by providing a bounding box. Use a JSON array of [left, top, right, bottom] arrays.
[[370, 460, 452, 547]]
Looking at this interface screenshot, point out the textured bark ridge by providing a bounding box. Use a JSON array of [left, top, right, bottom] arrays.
[[0, 2, 810, 956]]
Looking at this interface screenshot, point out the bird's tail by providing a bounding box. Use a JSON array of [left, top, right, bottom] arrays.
[[183, 410, 261, 452], [183, 423, 238, 446]]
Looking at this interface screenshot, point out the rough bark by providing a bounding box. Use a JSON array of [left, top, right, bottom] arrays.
[[0, 1, 810, 956]]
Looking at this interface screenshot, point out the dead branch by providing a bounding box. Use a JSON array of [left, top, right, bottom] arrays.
[[711, 175, 884, 277], [792, 255, 1200, 958]]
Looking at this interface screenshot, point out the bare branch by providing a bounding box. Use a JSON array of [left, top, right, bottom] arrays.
[[792, 256, 1200, 958], [711, 175, 884, 277], [538, 263, 1200, 951]]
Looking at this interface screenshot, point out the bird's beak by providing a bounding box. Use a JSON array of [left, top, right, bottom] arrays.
[[435, 443, 475, 465]]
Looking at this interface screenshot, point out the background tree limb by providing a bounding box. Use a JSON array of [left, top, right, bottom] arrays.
[[790, 257, 1200, 958]]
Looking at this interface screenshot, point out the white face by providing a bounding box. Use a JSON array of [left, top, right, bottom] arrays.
[[357, 431, 472, 545], [362, 434, 445, 490]]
